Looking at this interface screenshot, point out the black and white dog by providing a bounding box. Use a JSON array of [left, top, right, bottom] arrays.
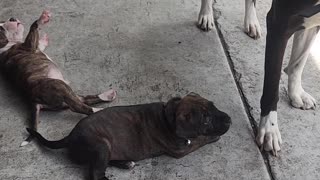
[[199, 0, 320, 156]]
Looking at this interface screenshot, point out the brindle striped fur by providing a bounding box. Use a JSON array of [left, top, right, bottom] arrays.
[[0, 15, 112, 146]]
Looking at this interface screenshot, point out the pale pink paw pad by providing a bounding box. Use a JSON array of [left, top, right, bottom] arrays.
[[39, 10, 51, 25], [98, 89, 117, 101]]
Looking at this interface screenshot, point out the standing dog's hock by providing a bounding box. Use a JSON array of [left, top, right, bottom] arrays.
[[28, 93, 231, 180], [0, 10, 117, 147]]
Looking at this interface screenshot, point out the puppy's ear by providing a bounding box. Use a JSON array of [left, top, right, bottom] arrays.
[[164, 97, 181, 130], [175, 113, 199, 138], [187, 92, 200, 97]]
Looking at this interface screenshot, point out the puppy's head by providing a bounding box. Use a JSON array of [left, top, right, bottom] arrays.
[[0, 17, 24, 48], [165, 92, 231, 140]]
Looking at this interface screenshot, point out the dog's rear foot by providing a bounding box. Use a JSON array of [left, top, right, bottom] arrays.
[[98, 89, 117, 102], [290, 90, 316, 110], [38, 10, 51, 25]]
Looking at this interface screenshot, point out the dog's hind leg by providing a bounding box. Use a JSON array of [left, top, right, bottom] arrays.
[[64, 91, 102, 114], [285, 27, 320, 110], [22, 10, 50, 52], [89, 144, 110, 180], [20, 104, 41, 147], [38, 33, 49, 51], [244, 0, 261, 39], [78, 89, 117, 106]]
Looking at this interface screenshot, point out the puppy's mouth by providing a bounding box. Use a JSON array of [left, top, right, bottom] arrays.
[[208, 136, 220, 142], [189, 135, 220, 143]]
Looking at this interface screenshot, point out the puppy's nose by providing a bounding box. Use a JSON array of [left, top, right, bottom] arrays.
[[9, 17, 17, 22]]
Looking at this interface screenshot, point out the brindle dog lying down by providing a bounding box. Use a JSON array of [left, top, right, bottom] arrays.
[[0, 10, 116, 146], [28, 93, 231, 180]]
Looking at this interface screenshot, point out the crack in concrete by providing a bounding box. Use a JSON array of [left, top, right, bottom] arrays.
[[212, 6, 276, 180]]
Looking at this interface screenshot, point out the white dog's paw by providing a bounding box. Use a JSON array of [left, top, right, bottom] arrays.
[[198, 5, 214, 31], [98, 89, 117, 102], [256, 111, 282, 156], [92, 107, 103, 113], [244, 3, 261, 39], [38, 10, 51, 25], [290, 90, 316, 110]]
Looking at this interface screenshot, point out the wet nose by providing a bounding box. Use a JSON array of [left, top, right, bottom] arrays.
[[9, 17, 17, 22], [218, 111, 231, 125]]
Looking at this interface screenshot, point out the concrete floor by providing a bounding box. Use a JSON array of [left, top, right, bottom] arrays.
[[0, 0, 319, 180]]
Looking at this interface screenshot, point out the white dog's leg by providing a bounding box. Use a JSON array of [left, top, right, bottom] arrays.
[[38, 33, 48, 51], [256, 111, 282, 156], [285, 27, 319, 110], [244, 0, 261, 39], [198, 0, 214, 31]]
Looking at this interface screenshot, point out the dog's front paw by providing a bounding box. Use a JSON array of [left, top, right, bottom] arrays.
[[244, 4, 261, 39], [256, 111, 282, 156], [198, 5, 214, 31], [290, 90, 316, 110], [38, 10, 51, 25]]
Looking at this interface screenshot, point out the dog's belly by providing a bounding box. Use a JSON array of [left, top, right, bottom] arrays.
[[46, 64, 68, 84], [1, 48, 68, 86]]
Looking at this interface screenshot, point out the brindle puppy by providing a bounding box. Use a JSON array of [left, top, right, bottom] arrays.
[[0, 10, 117, 146], [28, 93, 231, 180]]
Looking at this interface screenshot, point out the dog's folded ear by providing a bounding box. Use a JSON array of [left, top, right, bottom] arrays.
[[0, 27, 9, 49], [187, 92, 200, 97], [164, 97, 181, 130]]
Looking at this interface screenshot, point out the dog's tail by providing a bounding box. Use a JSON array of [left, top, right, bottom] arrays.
[[26, 128, 69, 149]]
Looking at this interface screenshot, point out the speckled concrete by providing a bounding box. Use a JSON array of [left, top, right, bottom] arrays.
[[215, 0, 320, 179], [0, 0, 270, 180]]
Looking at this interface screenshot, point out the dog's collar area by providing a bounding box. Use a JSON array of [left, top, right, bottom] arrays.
[[185, 139, 191, 145]]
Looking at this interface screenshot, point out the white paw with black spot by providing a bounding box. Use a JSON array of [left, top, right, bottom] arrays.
[[256, 111, 282, 156]]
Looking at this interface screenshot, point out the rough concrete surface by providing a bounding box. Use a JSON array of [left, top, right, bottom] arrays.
[[0, 0, 301, 180], [215, 0, 320, 179]]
